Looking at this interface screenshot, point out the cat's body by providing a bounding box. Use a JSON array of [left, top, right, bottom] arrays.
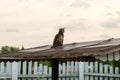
[[51, 28, 65, 48]]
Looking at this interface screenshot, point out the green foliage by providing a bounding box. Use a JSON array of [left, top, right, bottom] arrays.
[[98, 60, 120, 74], [1, 46, 20, 53], [39, 61, 51, 67], [99, 60, 120, 67]]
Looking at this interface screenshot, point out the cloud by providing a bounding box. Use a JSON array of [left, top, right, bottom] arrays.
[[65, 19, 89, 31], [104, 5, 111, 9], [101, 18, 120, 28], [100, 34, 111, 39], [116, 11, 120, 15], [0, 28, 20, 33], [70, 0, 91, 8], [6, 28, 20, 33], [102, 22, 118, 28], [106, 12, 113, 16]]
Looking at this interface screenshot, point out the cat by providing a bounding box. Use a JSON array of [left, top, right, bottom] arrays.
[[51, 28, 65, 48]]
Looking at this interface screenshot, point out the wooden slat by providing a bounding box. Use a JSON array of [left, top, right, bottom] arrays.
[[62, 63, 65, 80], [18, 61, 21, 75], [109, 65, 113, 80], [70, 61, 74, 74], [12, 62, 18, 80], [90, 62, 94, 80], [104, 64, 108, 80], [38, 64, 43, 74], [75, 61, 78, 80], [84, 62, 89, 80], [34, 61, 38, 80], [1, 62, 4, 75], [95, 62, 98, 80], [115, 67, 119, 80], [66, 61, 70, 80], [59, 64, 62, 80], [22, 61, 27, 75], [59, 64, 61, 75], [22, 61, 27, 80], [34, 61, 38, 74], [28, 61, 32, 75], [79, 62, 84, 80], [39, 63, 43, 80], [28, 61, 32, 80], [48, 67, 51, 80], [70, 61, 74, 80], [44, 65, 48, 80], [6, 61, 11, 75], [84, 73, 120, 77], [99, 63, 103, 80]]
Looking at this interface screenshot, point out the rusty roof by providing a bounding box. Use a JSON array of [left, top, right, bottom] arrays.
[[0, 38, 120, 61]]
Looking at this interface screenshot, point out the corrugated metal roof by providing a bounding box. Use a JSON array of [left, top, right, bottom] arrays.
[[0, 38, 120, 61]]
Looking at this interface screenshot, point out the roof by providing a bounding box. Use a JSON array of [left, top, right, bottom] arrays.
[[0, 38, 120, 61]]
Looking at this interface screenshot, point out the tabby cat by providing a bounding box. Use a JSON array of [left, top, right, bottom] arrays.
[[51, 28, 65, 48]]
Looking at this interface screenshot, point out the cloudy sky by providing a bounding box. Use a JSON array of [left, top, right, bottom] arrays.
[[0, 0, 120, 48]]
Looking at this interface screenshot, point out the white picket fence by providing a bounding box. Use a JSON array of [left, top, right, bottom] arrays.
[[0, 61, 120, 80]]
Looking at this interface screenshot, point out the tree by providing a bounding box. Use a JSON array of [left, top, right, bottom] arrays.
[[1, 46, 21, 54]]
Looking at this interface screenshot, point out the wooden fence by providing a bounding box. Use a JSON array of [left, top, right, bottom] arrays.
[[0, 61, 120, 80]]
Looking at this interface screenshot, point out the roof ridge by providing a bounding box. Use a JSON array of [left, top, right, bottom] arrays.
[[73, 38, 114, 48]]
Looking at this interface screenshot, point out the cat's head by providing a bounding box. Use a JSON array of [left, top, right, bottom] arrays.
[[59, 28, 65, 34]]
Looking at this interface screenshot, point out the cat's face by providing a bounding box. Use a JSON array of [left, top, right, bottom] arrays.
[[59, 28, 65, 33]]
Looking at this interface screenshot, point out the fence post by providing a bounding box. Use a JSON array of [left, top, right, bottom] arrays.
[[12, 61, 18, 80], [51, 58, 59, 80], [79, 62, 84, 80]]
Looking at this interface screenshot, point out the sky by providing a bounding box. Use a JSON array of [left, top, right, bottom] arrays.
[[0, 0, 120, 48]]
